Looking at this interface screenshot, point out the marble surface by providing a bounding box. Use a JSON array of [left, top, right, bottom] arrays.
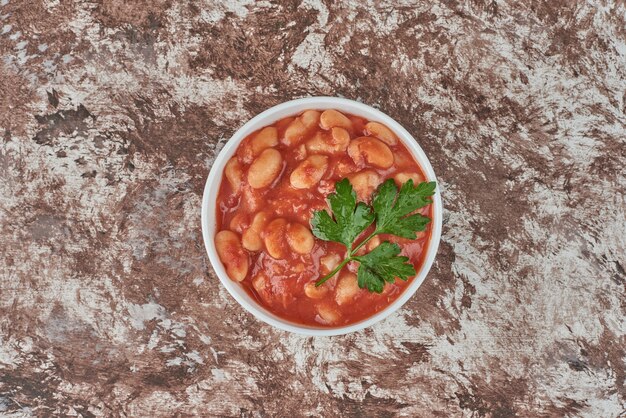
[[1, 1, 625, 416]]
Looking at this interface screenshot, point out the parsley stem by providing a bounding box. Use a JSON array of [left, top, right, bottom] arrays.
[[314, 230, 381, 287], [315, 257, 352, 287], [350, 230, 380, 255]]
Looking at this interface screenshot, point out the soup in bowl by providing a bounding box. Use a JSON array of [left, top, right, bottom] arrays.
[[201, 97, 442, 336]]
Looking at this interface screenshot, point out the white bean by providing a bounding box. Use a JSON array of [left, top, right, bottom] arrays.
[[394, 171, 425, 186], [304, 282, 328, 299], [335, 160, 358, 178], [251, 211, 270, 231], [300, 110, 321, 128], [316, 303, 340, 324], [240, 127, 279, 163], [242, 211, 269, 251], [263, 218, 288, 259], [347, 136, 394, 169], [305, 132, 330, 154], [241, 185, 262, 212], [320, 109, 352, 130], [365, 121, 398, 145], [354, 236, 381, 256], [348, 170, 382, 201], [229, 212, 249, 234], [294, 143, 307, 161], [283, 118, 307, 146], [306, 128, 350, 155], [290, 155, 329, 189], [248, 148, 283, 189], [319, 253, 341, 275], [250, 127, 278, 157], [286, 222, 315, 254], [331, 127, 351, 148], [335, 272, 360, 305], [214, 230, 248, 282], [252, 271, 268, 293], [224, 158, 244, 193], [366, 236, 381, 251]]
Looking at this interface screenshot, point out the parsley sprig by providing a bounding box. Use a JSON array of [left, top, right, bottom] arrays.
[[310, 178, 436, 293]]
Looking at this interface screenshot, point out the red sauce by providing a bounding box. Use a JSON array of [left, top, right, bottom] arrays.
[[215, 110, 432, 327]]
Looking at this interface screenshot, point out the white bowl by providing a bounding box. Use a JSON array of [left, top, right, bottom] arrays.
[[201, 97, 442, 336]]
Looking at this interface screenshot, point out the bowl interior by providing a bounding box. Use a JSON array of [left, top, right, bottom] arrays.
[[201, 97, 442, 336]]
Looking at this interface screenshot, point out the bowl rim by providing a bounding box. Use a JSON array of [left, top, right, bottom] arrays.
[[201, 96, 442, 336]]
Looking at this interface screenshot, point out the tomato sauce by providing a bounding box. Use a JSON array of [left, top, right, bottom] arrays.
[[215, 109, 432, 327]]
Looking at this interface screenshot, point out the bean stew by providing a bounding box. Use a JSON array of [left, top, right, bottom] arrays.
[[215, 109, 432, 327]]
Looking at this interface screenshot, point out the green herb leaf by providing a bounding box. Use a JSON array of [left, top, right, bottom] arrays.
[[312, 177, 436, 292], [354, 242, 416, 293], [311, 178, 374, 249], [372, 179, 435, 239]]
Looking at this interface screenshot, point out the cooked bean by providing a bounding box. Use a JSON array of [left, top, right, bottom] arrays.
[[304, 282, 328, 299], [286, 222, 315, 254], [366, 236, 381, 251], [263, 218, 288, 259], [252, 271, 268, 293], [250, 127, 278, 157], [240, 127, 278, 163], [316, 303, 340, 324], [320, 109, 352, 130], [251, 211, 270, 231], [282, 111, 320, 146], [290, 155, 329, 189], [300, 110, 321, 128], [335, 272, 360, 305], [294, 143, 307, 161], [248, 148, 283, 189], [224, 158, 244, 192], [320, 253, 341, 275], [241, 185, 262, 212], [305, 132, 329, 154], [348, 170, 382, 201], [242, 211, 270, 251], [394, 171, 425, 186], [283, 118, 307, 146], [229, 212, 249, 234], [242, 230, 262, 252], [214, 230, 248, 282], [335, 160, 358, 178], [331, 127, 351, 147], [355, 236, 381, 256], [347, 136, 394, 169], [306, 128, 351, 155], [365, 121, 398, 146]]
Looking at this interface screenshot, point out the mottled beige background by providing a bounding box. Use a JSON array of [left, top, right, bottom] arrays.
[[1, 1, 625, 417]]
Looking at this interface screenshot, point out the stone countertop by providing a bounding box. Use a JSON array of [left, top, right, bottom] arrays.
[[1, 1, 625, 417]]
